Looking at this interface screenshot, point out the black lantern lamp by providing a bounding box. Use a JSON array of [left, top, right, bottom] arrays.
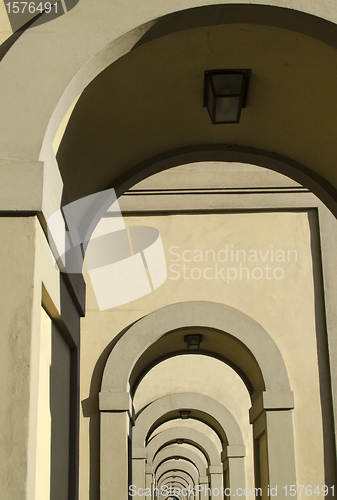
[[179, 410, 191, 419], [204, 69, 251, 124], [184, 334, 203, 350]]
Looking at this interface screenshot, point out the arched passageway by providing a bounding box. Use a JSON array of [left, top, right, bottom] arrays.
[[2, 2, 337, 500], [99, 301, 295, 500]]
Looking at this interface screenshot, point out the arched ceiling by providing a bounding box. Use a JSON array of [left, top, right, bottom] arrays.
[[151, 420, 222, 451], [57, 21, 337, 204], [147, 412, 228, 445], [129, 329, 261, 396]]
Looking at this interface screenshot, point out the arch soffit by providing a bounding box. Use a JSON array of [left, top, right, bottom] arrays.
[[161, 476, 189, 486], [147, 427, 221, 466], [2, 5, 337, 213], [161, 480, 188, 490], [163, 494, 182, 500], [154, 443, 207, 468], [157, 458, 199, 477], [159, 476, 192, 489], [156, 461, 199, 484], [158, 470, 195, 488], [101, 301, 290, 395], [153, 445, 207, 476], [132, 392, 244, 448]]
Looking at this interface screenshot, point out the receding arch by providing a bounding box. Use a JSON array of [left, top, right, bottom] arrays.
[[158, 469, 195, 488], [160, 478, 189, 490], [159, 476, 191, 491], [101, 301, 290, 397], [162, 491, 183, 500], [147, 428, 221, 466], [132, 393, 245, 448], [100, 303, 296, 500], [153, 445, 207, 476], [156, 461, 199, 486], [112, 146, 337, 218], [160, 478, 189, 489]]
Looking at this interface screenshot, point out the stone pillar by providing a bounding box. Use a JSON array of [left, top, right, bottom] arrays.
[[100, 392, 134, 500], [198, 476, 210, 500], [145, 465, 154, 499], [207, 465, 224, 500], [250, 391, 296, 500], [0, 160, 84, 500], [265, 410, 297, 494], [222, 446, 246, 500], [133, 447, 147, 499], [0, 216, 41, 500]]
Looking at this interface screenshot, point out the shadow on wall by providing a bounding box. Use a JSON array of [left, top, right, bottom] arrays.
[[81, 321, 141, 500], [49, 321, 71, 500], [3, 0, 80, 32], [308, 210, 337, 487]]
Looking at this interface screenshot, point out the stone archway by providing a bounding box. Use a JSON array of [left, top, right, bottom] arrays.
[[3, 2, 337, 500], [132, 393, 244, 500], [147, 427, 221, 466], [99, 301, 295, 500], [2, 5, 337, 217]]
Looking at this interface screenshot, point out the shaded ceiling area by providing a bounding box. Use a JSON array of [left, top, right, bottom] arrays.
[[57, 21, 337, 203], [129, 328, 261, 396]]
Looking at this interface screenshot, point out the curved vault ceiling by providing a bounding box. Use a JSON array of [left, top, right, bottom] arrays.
[[57, 22, 337, 203], [129, 328, 261, 396]]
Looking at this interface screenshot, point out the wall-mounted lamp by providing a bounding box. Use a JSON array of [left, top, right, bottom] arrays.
[[204, 69, 251, 124], [177, 439, 184, 444], [174, 456, 180, 461], [179, 410, 191, 419], [184, 334, 202, 350]]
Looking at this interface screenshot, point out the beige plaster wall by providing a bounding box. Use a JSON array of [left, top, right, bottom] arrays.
[[0, 214, 75, 500], [80, 207, 326, 498], [0, 217, 39, 500], [0, 2, 11, 44]]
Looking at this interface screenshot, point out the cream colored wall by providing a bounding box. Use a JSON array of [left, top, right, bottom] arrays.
[[0, 214, 73, 500], [0, 2, 11, 44], [81, 206, 325, 498], [0, 217, 40, 500], [35, 308, 53, 500]]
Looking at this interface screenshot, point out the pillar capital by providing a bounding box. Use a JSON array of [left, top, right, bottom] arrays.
[[132, 447, 147, 459], [145, 465, 154, 474], [0, 158, 44, 212], [99, 391, 135, 421], [206, 465, 223, 474], [221, 445, 246, 462], [249, 391, 294, 423]]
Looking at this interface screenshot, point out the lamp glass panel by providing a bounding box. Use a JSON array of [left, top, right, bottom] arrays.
[[215, 96, 240, 123], [206, 78, 214, 120], [211, 73, 243, 96]]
